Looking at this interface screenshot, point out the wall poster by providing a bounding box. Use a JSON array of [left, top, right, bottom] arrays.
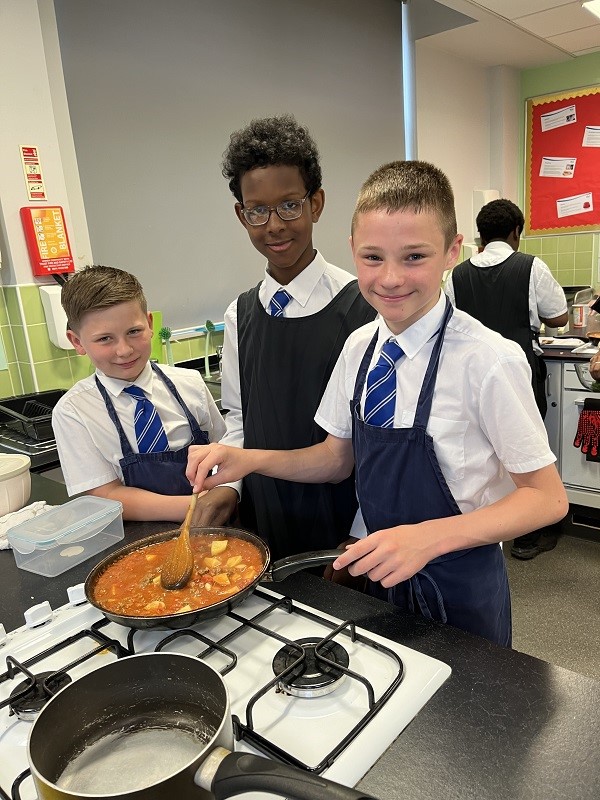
[[525, 86, 600, 235]]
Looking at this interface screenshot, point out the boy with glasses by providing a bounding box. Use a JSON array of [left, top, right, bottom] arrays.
[[194, 114, 375, 561]]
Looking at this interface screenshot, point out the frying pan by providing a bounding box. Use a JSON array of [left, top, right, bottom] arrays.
[[28, 652, 378, 800], [85, 526, 342, 630]]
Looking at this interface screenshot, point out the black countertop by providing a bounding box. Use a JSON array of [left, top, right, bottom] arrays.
[[1, 475, 599, 800]]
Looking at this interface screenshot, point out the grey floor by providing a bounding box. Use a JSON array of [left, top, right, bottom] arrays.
[[505, 535, 600, 681]]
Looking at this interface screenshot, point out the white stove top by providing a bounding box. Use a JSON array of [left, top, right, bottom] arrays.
[[0, 586, 451, 800]]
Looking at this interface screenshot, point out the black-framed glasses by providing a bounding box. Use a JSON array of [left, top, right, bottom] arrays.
[[240, 192, 310, 226]]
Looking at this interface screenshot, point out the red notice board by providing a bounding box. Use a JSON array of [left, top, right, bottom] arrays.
[[525, 86, 600, 235], [20, 206, 75, 276]]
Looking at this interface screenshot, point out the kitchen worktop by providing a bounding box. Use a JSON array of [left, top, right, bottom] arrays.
[[1, 475, 599, 800]]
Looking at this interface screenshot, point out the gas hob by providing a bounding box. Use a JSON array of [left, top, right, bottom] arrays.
[[0, 585, 451, 800]]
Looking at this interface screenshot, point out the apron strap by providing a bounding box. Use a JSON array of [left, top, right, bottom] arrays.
[[413, 297, 454, 430], [351, 330, 380, 419], [409, 570, 448, 623]]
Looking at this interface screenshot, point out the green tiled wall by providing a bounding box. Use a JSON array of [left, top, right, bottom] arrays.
[[0, 284, 223, 398], [521, 232, 598, 289]]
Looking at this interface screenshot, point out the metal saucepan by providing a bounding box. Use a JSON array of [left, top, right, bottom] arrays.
[[28, 652, 378, 800], [85, 526, 342, 630]]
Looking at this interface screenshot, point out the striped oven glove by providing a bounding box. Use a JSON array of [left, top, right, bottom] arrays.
[[573, 397, 600, 462]]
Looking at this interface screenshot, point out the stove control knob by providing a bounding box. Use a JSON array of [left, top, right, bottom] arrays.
[[25, 602, 53, 628], [67, 584, 87, 606], [0, 623, 6, 647]]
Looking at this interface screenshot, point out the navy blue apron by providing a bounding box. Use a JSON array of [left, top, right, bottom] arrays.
[[95, 362, 209, 495], [351, 298, 512, 647]]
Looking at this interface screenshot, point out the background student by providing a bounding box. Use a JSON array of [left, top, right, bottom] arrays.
[[187, 160, 568, 647], [194, 114, 376, 560], [444, 198, 568, 560], [52, 265, 225, 521]]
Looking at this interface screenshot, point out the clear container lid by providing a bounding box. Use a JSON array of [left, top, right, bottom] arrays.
[[0, 454, 31, 480], [8, 496, 122, 554]]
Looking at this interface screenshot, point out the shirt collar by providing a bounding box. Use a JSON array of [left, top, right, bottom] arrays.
[[472, 240, 515, 266], [375, 291, 447, 360], [264, 250, 326, 308], [96, 361, 154, 398]]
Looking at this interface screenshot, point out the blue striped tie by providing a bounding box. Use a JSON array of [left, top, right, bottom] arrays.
[[269, 289, 292, 317], [364, 339, 405, 428], [123, 385, 170, 453]]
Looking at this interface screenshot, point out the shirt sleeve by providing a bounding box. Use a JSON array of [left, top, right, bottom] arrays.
[[532, 258, 568, 319], [314, 344, 353, 439], [52, 400, 119, 495], [219, 299, 245, 450], [478, 353, 556, 474]]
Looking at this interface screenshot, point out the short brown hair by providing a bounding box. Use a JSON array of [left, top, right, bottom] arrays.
[[61, 265, 147, 332], [352, 160, 457, 248]]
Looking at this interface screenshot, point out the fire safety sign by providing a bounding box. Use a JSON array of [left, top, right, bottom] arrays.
[[20, 206, 75, 276], [20, 145, 47, 201]]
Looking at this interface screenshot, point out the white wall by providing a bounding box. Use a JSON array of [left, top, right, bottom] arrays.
[[53, 0, 405, 328], [416, 40, 520, 245]]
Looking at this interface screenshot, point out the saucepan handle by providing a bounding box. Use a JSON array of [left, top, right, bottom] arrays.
[[195, 748, 379, 800], [265, 549, 345, 582]]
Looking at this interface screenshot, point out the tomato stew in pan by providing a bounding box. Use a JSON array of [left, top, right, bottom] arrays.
[[92, 533, 264, 616]]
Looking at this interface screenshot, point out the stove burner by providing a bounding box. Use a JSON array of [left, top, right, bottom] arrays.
[[272, 637, 350, 698], [9, 671, 72, 721]]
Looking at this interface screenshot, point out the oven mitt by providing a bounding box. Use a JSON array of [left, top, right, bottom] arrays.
[[0, 501, 55, 549], [573, 397, 600, 462]]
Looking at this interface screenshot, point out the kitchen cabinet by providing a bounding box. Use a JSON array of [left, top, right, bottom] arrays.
[[544, 360, 562, 461], [542, 356, 600, 539]]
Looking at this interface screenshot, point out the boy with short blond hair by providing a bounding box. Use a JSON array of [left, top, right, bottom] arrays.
[[187, 161, 568, 647], [53, 265, 225, 521]]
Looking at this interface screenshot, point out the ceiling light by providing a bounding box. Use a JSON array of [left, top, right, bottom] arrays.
[[582, 0, 600, 21]]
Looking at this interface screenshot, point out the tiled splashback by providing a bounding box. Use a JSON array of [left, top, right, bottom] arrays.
[[459, 232, 598, 288], [0, 284, 223, 397]]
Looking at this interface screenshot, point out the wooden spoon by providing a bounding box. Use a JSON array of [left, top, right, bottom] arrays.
[[160, 492, 198, 590]]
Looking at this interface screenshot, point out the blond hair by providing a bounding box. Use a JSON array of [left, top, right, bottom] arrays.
[[352, 160, 457, 249], [61, 265, 147, 332]]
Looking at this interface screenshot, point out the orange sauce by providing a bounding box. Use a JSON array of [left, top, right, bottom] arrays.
[[93, 534, 264, 616]]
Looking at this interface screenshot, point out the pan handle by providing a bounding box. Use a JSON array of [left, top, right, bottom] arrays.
[[265, 549, 345, 582], [195, 747, 380, 800]]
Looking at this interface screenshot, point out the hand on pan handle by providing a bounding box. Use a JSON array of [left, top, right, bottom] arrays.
[[196, 747, 381, 800]]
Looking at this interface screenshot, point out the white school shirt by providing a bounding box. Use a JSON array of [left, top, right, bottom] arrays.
[[53, 362, 225, 495], [220, 250, 368, 537], [315, 292, 556, 516], [444, 241, 568, 354]]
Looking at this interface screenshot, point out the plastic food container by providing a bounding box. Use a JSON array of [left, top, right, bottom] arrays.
[[8, 496, 124, 577], [0, 454, 31, 516]]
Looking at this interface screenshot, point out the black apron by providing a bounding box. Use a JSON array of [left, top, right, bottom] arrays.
[[351, 298, 512, 647], [452, 251, 547, 417], [96, 362, 209, 495], [237, 279, 376, 560]]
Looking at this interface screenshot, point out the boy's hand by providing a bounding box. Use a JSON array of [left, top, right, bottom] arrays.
[[192, 486, 239, 527], [323, 537, 366, 592], [332, 526, 432, 588], [186, 443, 254, 493]]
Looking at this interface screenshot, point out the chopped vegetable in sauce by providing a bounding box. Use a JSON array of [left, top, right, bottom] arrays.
[[93, 535, 263, 616]]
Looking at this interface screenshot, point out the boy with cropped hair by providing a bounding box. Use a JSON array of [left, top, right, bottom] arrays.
[[187, 160, 568, 646], [52, 265, 225, 521], [194, 114, 375, 560]]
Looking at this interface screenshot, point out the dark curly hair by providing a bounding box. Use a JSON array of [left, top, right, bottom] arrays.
[[476, 199, 524, 243], [221, 114, 322, 203]]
